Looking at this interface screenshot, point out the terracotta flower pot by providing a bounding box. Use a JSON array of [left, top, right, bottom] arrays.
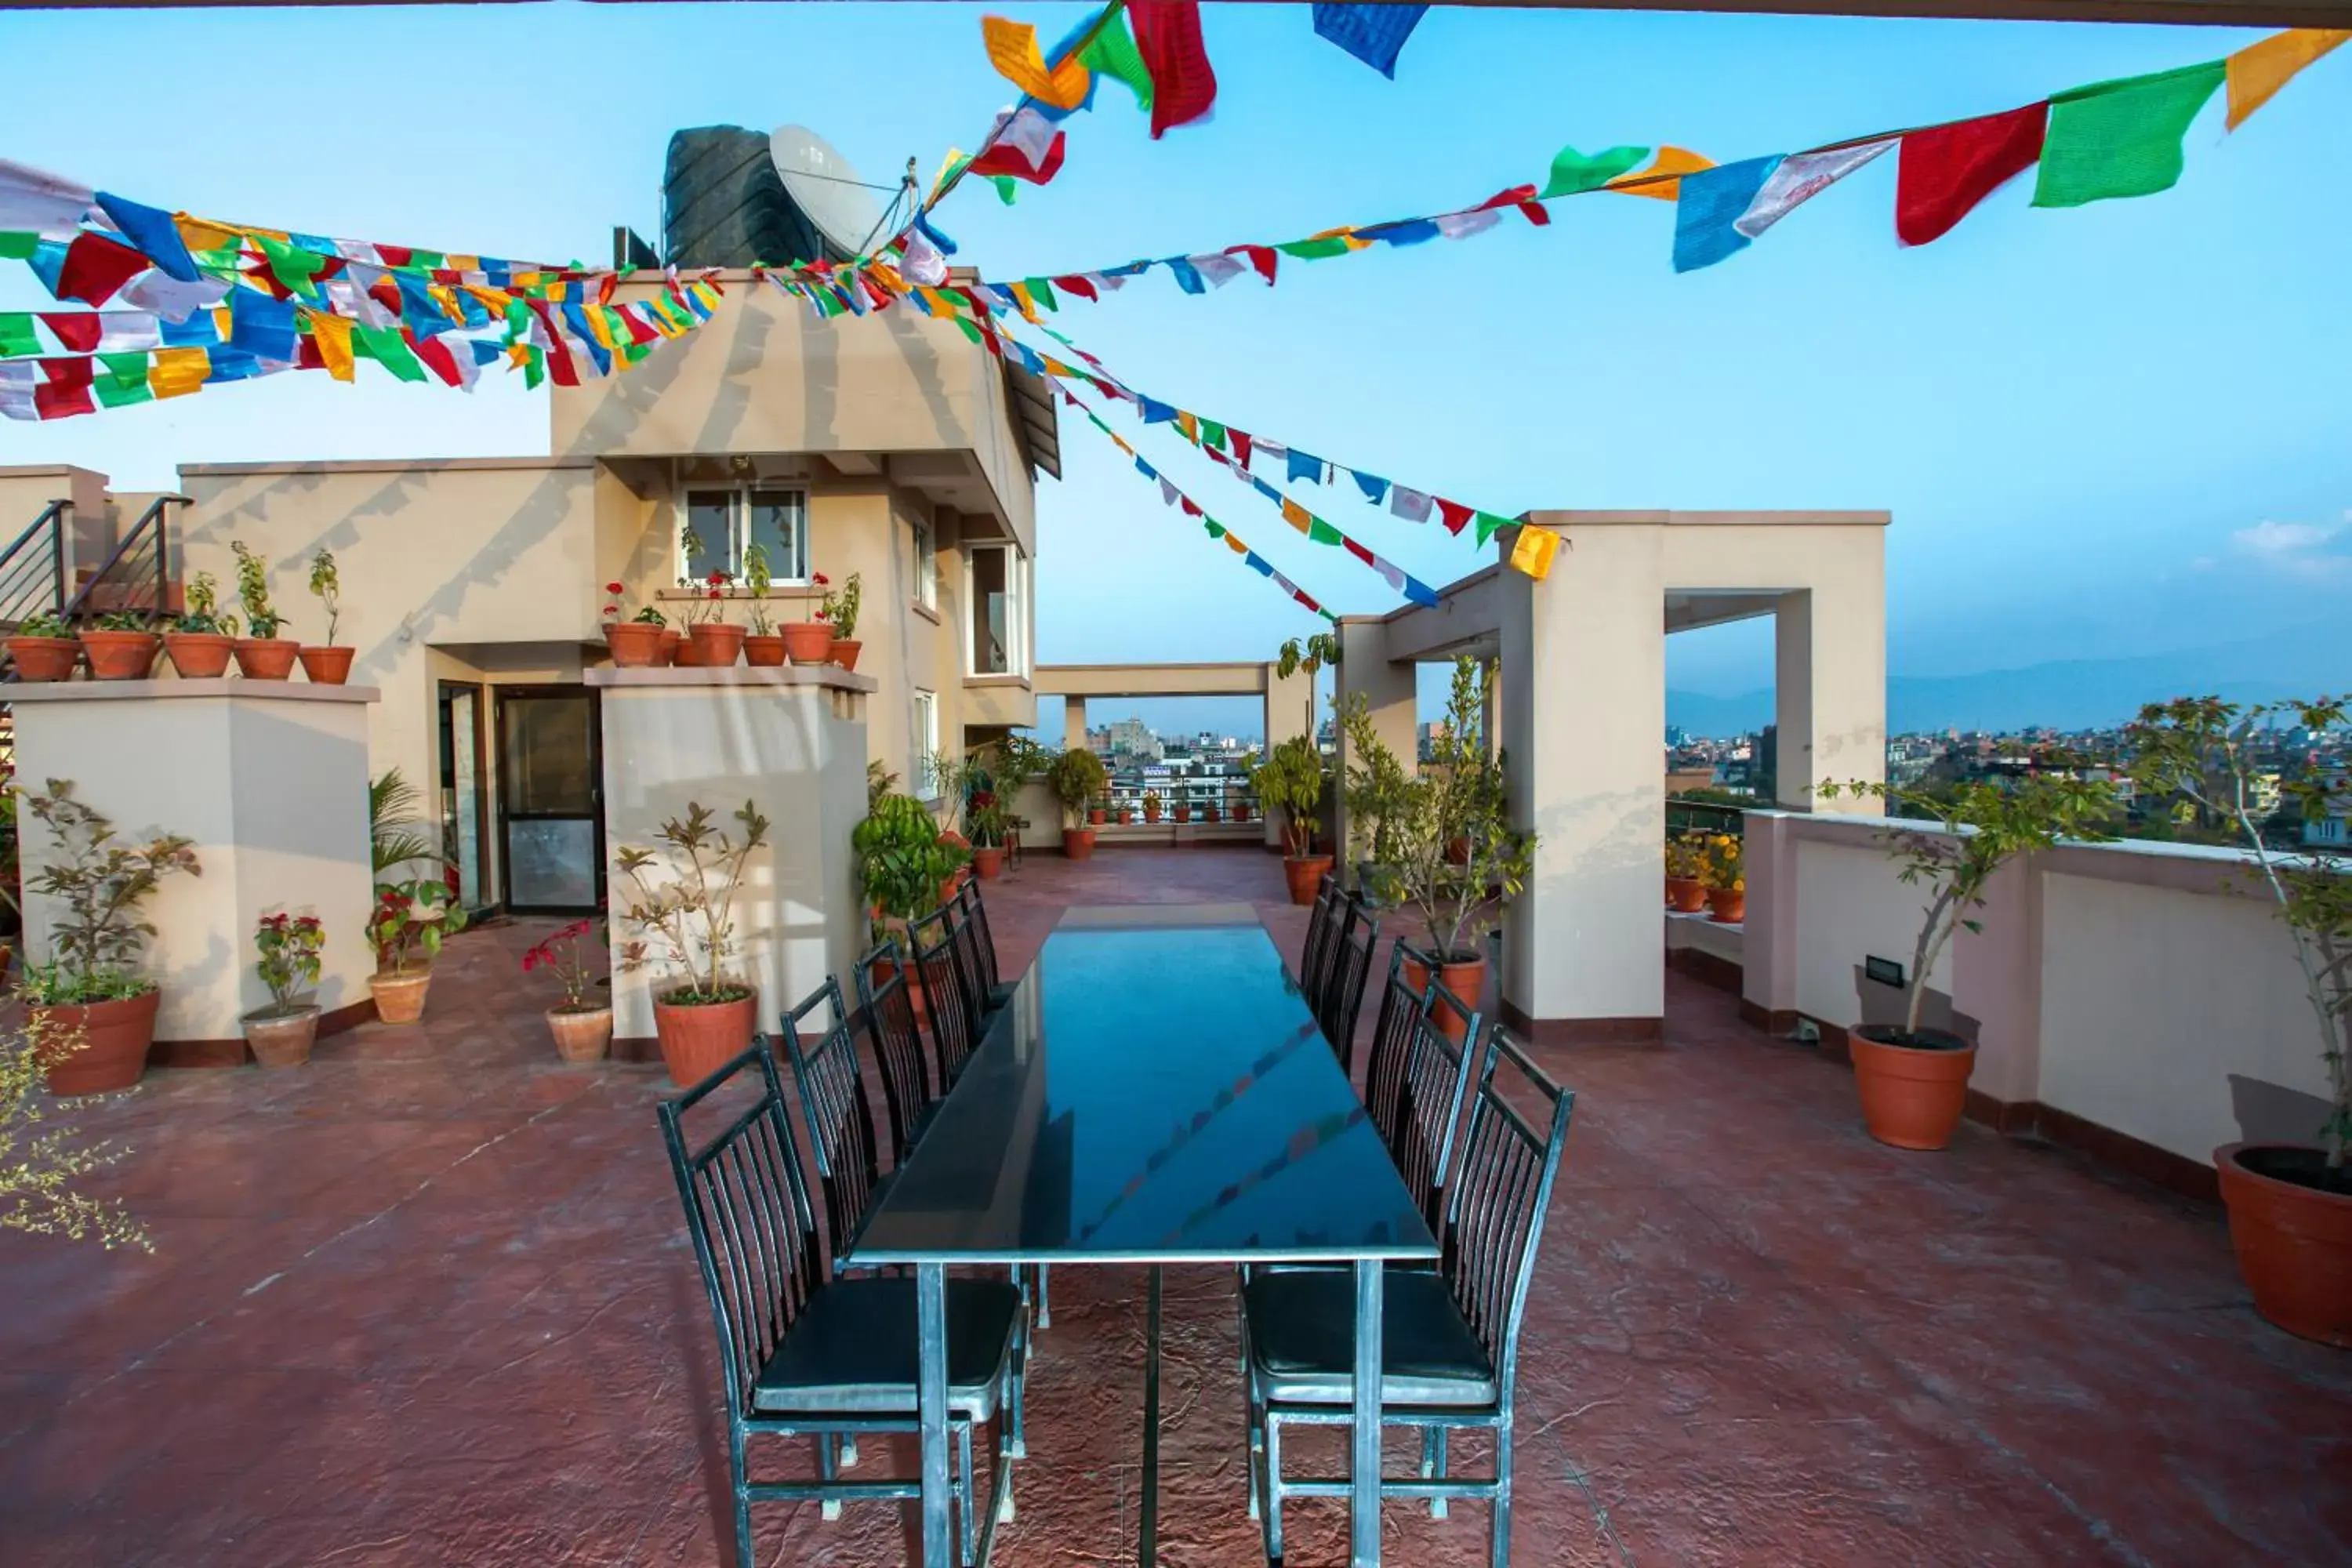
[[370, 968, 434, 1025], [1666, 877, 1709, 913], [1117, 811, 1134, 826], [782, 622, 833, 664], [971, 846, 1004, 880], [1174, 806, 1191, 824], [2216, 1143, 2352, 1345], [1849, 1025, 1976, 1151], [1062, 827, 1097, 862], [653, 990, 757, 1088], [1144, 804, 1162, 823], [1283, 854, 1334, 907], [79, 629, 159, 681], [1446, 835, 1472, 866], [547, 1005, 614, 1064], [298, 646, 354, 684], [233, 638, 301, 680], [672, 634, 707, 667], [606, 622, 666, 668], [8, 635, 80, 682], [164, 631, 234, 678], [1399, 950, 1486, 1045], [743, 634, 786, 667], [1203, 808, 1221, 823], [35, 989, 160, 1095], [688, 622, 746, 667], [244, 1006, 320, 1069], [1707, 887, 1747, 924], [1089, 808, 1107, 826], [659, 629, 684, 666], [829, 638, 862, 671]]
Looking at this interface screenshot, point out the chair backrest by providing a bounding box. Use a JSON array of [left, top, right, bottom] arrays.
[[779, 978, 882, 1269], [656, 1041, 825, 1420], [855, 936, 932, 1163], [1440, 1026, 1575, 1396], [1316, 901, 1380, 1074], [1387, 978, 1485, 1232], [909, 904, 982, 1089], [954, 878, 1002, 994], [1363, 938, 1437, 1137], [1297, 878, 1340, 1012]]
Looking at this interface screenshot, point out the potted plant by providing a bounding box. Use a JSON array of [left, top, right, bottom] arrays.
[[1818, 771, 2115, 1152], [244, 910, 325, 1068], [230, 540, 298, 679], [1203, 802, 1221, 824], [615, 800, 769, 1087], [75, 611, 158, 681], [16, 779, 201, 1095], [1664, 833, 1709, 912], [164, 571, 237, 677], [1338, 695, 1413, 895], [1174, 798, 1192, 824], [1252, 735, 1331, 906], [1142, 789, 1163, 825], [601, 580, 670, 668], [9, 610, 80, 682], [1700, 833, 1745, 924], [0, 1002, 151, 1251], [684, 570, 743, 667], [2125, 695, 2352, 1343], [524, 916, 611, 1063], [1116, 800, 1134, 826], [1049, 748, 1109, 860], [853, 792, 969, 1022], [365, 879, 470, 1025], [1089, 799, 1108, 826], [968, 791, 1010, 880], [784, 571, 834, 665], [740, 544, 786, 667], [298, 547, 354, 684], [824, 571, 863, 671]]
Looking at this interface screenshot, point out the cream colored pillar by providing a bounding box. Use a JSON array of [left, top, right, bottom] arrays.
[[1500, 518, 1665, 1037], [1333, 619, 1414, 873], [1773, 574, 1886, 812], [1263, 659, 1316, 851], [10, 680, 376, 1061], [1062, 695, 1087, 754]]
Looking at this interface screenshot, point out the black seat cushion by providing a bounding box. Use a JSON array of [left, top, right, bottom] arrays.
[[1243, 1267, 1496, 1407], [751, 1276, 1022, 1420]]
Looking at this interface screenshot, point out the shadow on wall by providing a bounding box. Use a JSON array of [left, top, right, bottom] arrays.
[[1854, 966, 1980, 1044], [2230, 1073, 2333, 1148]]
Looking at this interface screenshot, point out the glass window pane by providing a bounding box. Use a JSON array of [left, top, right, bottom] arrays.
[[746, 490, 806, 580], [506, 819, 597, 909], [913, 521, 936, 608], [684, 492, 733, 583], [971, 546, 1008, 673], [445, 690, 483, 908], [502, 696, 596, 815]]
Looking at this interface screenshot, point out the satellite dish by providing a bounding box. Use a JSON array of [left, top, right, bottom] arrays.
[[771, 125, 888, 259]]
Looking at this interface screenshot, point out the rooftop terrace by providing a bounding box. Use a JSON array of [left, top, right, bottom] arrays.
[[5, 848, 2349, 1567]]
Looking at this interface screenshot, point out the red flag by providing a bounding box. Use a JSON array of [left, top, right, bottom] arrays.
[[1131, 0, 1218, 140], [1436, 499, 1473, 536], [411, 332, 464, 387], [53, 233, 150, 307], [1478, 184, 1551, 227], [1342, 537, 1375, 566], [38, 314, 100, 354], [34, 358, 95, 419], [1896, 104, 2048, 247], [376, 244, 413, 267], [1180, 496, 1202, 517], [1229, 244, 1277, 285], [296, 334, 326, 372], [1232, 430, 1253, 470], [1055, 274, 1098, 302], [970, 132, 1067, 184]]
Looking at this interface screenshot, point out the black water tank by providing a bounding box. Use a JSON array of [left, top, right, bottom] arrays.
[[661, 126, 837, 270]]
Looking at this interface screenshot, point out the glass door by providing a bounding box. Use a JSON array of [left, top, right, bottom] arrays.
[[496, 687, 603, 913], [437, 682, 490, 914]]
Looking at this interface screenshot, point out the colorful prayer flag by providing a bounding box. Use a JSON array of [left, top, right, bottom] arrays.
[[982, 15, 1094, 110], [1734, 140, 1893, 239], [2033, 62, 2224, 209], [1541, 143, 1650, 200], [1608, 147, 1715, 202], [1672, 155, 1785, 272], [1131, 0, 1218, 139], [1311, 3, 1428, 79], [1895, 103, 2047, 246], [2226, 29, 2348, 130]]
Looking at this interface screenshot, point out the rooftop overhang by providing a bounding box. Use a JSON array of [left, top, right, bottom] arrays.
[[1003, 360, 1062, 485], [1036, 662, 1271, 699], [8, 0, 2342, 20]]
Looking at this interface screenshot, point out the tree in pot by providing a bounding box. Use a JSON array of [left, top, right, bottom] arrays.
[[16, 780, 201, 1095], [165, 570, 237, 677], [1252, 735, 1332, 906], [524, 916, 612, 1064], [853, 793, 970, 1021], [1, 1004, 150, 1250], [1699, 833, 1745, 924], [299, 547, 355, 684], [230, 540, 299, 679], [244, 911, 325, 1068], [615, 800, 770, 1087], [1049, 747, 1109, 861], [1817, 772, 2114, 1152], [365, 880, 469, 1025], [2125, 695, 2352, 1343], [1338, 694, 1412, 901]]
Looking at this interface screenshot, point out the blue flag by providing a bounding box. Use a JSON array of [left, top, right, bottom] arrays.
[[1673, 155, 1784, 274], [1312, 3, 1428, 79], [227, 289, 297, 363], [94, 191, 200, 281]]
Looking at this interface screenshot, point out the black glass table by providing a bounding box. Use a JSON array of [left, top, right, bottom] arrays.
[[851, 915, 1439, 1567]]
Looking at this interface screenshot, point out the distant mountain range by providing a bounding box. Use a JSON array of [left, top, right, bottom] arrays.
[[1671, 619, 2350, 737]]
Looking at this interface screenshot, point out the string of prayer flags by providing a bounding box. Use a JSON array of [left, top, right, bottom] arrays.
[[1312, 3, 1428, 79], [2033, 62, 2224, 209], [1671, 141, 1894, 271], [2227, 28, 2348, 129], [1894, 103, 2048, 246], [1130, 0, 1218, 138], [1541, 143, 1652, 199], [1608, 147, 1715, 201], [983, 14, 1094, 110]]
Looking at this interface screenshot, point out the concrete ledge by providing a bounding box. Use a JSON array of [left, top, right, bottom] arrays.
[[5, 677, 379, 703], [586, 665, 877, 694]]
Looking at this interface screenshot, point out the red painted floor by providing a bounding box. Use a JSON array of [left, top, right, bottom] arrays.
[[5, 846, 2350, 1567]]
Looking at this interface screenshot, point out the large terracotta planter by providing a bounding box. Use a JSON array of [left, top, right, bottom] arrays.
[[1666, 877, 1709, 913], [80, 629, 160, 681], [972, 846, 1004, 880], [743, 634, 786, 668], [1849, 1025, 1976, 1151], [605, 622, 666, 668], [243, 1006, 320, 1069], [547, 1005, 614, 1065], [688, 622, 746, 667], [164, 631, 234, 678], [1144, 803, 1163, 824], [653, 990, 757, 1087], [829, 638, 862, 672], [233, 638, 300, 680], [1283, 853, 1334, 907], [8, 635, 80, 682], [35, 989, 160, 1095], [370, 967, 434, 1025], [1062, 827, 1097, 862], [1400, 950, 1486, 1045], [2216, 1143, 2352, 1345], [782, 622, 833, 664], [1707, 887, 1747, 924], [298, 646, 354, 684]]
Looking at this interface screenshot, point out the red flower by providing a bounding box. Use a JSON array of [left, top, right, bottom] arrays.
[[604, 581, 624, 594], [814, 608, 828, 621], [707, 588, 722, 601], [706, 571, 728, 587], [811, 572, 831, 586]]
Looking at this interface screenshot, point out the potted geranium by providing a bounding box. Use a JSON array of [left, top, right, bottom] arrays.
[[1700, 833, 1745, 924], [1251, 735, 1330, 906], [244, 910, 325, 1068], [824, 571, 863, 671], [365, 879, 470, 1024], [1142, 789, 1163, 825], [16, 779, 201, 1094], [684, 570, 742, 667], [9, 610, 80, 682], [601, 581, 669, 668], [1818, 771, 2114, 1152], [1116, 800, 1134, 826], [741, 544, 786, 667], [1174, 797, 1192, 825], [298, 547, 354, 684], [784, 571, 834, 665], [523, 916, 611, 1063], [1049, 747, 1109, 861], [615, 800, 769, 1087], [230, 540, 298, 679], [165, 571, 236, 677], [2126, 695, 2352, 1343]]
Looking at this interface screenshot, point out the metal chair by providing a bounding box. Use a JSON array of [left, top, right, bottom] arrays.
[[1296, 876, 1341, 1014], [657, 1042, 1023, 1566], [1377, 981, 1487, 1237], [1316, 902, 1380, 1076], [1240, 1028, 1576, 1566], [779, 978, 885, 1272], [909, 905, 983, 1092], [952, 878, 1017, 1014], [855, 937, 935, 1164]]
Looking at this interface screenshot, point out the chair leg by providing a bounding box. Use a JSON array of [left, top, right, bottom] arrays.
[[1261, 1412, 1285, 1564], [1423, 1425, 1449, 1520], [816, 1427, 841, 1523], [1243, 1380, 1263, 1522], [1007, 1318, 1029, 1460], [1036, 1263, 1051, 1329], [956, 1418, 978, 1568], [839, 1434, 858, 1469], [1490, 1425, 1513, 1568], [730, 1422, 755, 1568]]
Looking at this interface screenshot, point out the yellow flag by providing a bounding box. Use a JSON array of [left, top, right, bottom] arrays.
[[982, 16, 1092, 111], [147, 347, 211, 400], [2227, 29, 2349, 130], [174, 215, 237, 254], [1509, 525, 1563, 582], [1607, 146, 1715, 202], [1225, 534, 1249, 555], [1175, 410, 1199, 443], [304, 311, 356, 383], [1007, 281, 1042, 324], [931, 149, 967, 201], [1280, 499, 1312, 535]]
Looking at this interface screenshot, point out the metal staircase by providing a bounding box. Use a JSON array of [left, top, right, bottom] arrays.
[[0, 495, 182, 769]]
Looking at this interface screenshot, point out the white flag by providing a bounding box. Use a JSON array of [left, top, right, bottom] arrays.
[[0, 158, 94, 238], [1734, 140, 1893, 240]]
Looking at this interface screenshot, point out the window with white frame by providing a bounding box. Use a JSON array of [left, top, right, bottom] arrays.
[[680, 488, 808, 583], [966, 543, 1029, 677], [912, 689, 939, 790], [911, 517, 937, 612]]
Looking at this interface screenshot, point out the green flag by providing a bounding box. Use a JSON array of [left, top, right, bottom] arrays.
[[1079, 13, 1155, 111], [1275, 236, 1352, 261], [93, 352, 153, 409], [256, 234, 329, 298], [2034, 61, 2224, 209], [1024, 277, 1059, 313], [989, 175, 1019, 206], [353, 323, 427, 383], [948, 315, 985, 345], [0, 314, 38, 358], [0, 233, 36, 261], [1204, 521, 1228, 539], [1541, 143, 1650, 199], [1308, 517, 1344, 546], [1200, 419, 1227, 452], [1473, 511, 1514, 547], [520, 346, 545, 390]]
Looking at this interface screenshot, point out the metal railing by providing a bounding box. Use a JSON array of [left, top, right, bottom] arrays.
[[1667, 796, 1750, 839], [62, 495, 176, 622], [0, 501, 69, 631]]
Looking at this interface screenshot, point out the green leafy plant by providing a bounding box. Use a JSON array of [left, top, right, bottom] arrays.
[[2125, 695, 2352, 1180], [172, 570, 234, 637], [1142, 789, 1163, 818], [867, 758, 900, 812], [1818, 772, 2118, 1040], [614, 801, 769, 1006], [366, 880, 469, 977], [307, 548, 342, 645], [522, 916, 604, 1012], [1, 1006, 149, 1251], [16, 611, 71, 641], [253, 911, 325, 1018], [17, 779, 200, 1003], [968, 791, 1012, 850], [1275, 630, 1343, 740], [1382, 658, 1537, 963], [1337, 693, 1412, 873], [93, 611, 153, 633], [368, 768, 443, 877], [852, 793, 966, 941], [230, 541, 281, 640], [927, 750, 989, 840], [742, 543, 776, 637], [994, 734, 1052, 789], [1047, 746, 1109, 831], [1251, 735, 1327, 860], [822, 571, 862, 641]]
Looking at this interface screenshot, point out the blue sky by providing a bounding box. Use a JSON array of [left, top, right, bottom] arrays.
[[2, 2, 2346, 728]]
